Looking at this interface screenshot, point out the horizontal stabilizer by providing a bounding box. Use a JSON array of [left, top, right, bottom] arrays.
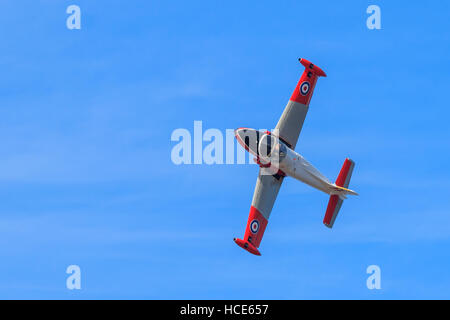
[[323, 158, 356, 228], [323, 195, 343, 228]]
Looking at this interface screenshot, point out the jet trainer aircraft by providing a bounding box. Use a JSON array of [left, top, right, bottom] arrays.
[[234, 58, 358, 256]]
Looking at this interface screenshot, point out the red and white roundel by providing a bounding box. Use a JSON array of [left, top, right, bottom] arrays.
[[250, 220, 260, 234], [299, 81, 310, 96]]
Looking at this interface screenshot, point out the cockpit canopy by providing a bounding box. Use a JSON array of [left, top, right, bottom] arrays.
[[258, 133, 287, 163], [235, 128, 288, 162]]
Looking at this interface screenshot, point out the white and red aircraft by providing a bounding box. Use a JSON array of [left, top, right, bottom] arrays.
[[234, 58, 357, 256]]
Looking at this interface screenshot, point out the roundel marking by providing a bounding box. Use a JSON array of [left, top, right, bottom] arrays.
[[299, 81, 310, 96], [250, 220, 260, 234]]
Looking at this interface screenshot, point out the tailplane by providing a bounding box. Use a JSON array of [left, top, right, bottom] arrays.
[[323, 158, 356, 228]]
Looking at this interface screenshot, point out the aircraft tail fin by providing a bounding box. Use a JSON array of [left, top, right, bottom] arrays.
[[323, 158, 356, 228]]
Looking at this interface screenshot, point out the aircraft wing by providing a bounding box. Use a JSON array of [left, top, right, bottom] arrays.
[[234, 169, 284, 255], [234, 59, 327, 256], [274, 58, 327, 149]]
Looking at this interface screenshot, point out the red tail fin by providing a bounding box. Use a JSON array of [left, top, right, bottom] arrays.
[[323, 159, 356, 228]]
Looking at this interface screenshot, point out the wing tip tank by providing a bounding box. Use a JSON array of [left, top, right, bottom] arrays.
[[234, 238, 261, 256], [299, 58, 327, 77]]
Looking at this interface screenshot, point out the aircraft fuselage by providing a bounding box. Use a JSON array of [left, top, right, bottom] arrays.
[[235, 128, 333, 195]]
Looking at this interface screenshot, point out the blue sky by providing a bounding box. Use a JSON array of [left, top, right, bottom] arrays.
[[0, 0, 449, 299]]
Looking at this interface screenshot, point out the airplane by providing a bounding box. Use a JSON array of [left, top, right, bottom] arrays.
[[233, 58, 358, 256]]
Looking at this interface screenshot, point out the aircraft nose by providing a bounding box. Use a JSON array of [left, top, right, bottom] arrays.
[[234, 128, 248, 141], [235, 128, 253, 152], [235, 128, 247, 135]]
